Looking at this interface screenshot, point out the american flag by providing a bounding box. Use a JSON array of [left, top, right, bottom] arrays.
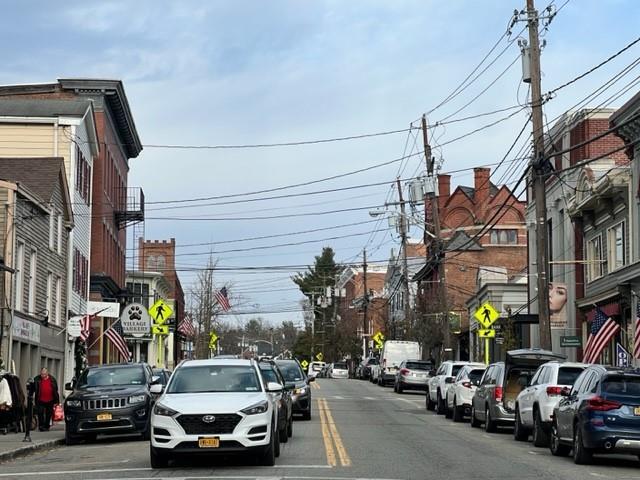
[[178, 315, 196, 338], [583, 307, 620, 364], [79, 314, 93, 342], [634, 301, 640, 360], [214, 287, 231, 311], [105, 320, 131, 361]]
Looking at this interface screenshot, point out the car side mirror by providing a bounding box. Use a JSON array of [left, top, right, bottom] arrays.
[[307, 376, 316, 383], [429, 369, 436, 376], [150, 384, 164, 394], [560, 386, 571, 397], [267, 382, 283, 392], [445, 377, 454, 384], [151, 375, 161, 385], [64, 382, 73, 391]]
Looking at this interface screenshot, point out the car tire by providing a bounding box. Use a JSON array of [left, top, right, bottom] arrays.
[[274, 427, 281, 458], [426, 393, 436, 411], [513, 408, 529, 441], [532, 408, 549, 448], [279, 421, 288, 443], [64, 429, 82, 446], [445, 399, 453, 419], [573, 425, 592, 465], [397, 383, 404, 394], [150, 445, 169, 468], [141, 420, 151, 441], [452, 399, 463, 423], [260, 430, 276, 466], [470, 406, 481, 428], [287, 417, 293, 438], [549, 420, 571, 457], [436, 391, 446, 415], [484, 406, 497, 433]]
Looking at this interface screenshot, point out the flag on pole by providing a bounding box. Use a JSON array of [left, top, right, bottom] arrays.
[[178, 315, 196, 337], [583, 307, 620, 364], [105, 320, 131, 361], [634, 301, 640, 360], [214, 287, 231, 311], [79, 314, 93, 342]]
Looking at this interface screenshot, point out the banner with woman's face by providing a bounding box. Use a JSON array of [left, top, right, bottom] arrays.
[[549, 282, 568, 328]]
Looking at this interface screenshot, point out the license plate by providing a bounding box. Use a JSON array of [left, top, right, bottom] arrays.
[[198, 437, 220, 448], [96, 413, 112, 421], [634, 407, 640, 416]]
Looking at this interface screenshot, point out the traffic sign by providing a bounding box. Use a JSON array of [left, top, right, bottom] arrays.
[[372, 331, 385, 344], [474, 302, 500, 329], [478, 329, 496, 338], [315, 352, 324, 362], [149, 299, 173, 325], [152, 324, 169, 335], [209, 332, 218, 350], [301, 360, 309, 369]]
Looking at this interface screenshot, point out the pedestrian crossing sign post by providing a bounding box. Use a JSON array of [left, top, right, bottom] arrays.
[[474, 301, 500, 366], [315, 352, 324, 362], [209, 332, 218, 350], [152, 324, 169, 336], [478, 329, 496, 338], [149, 299, 173, 325], [301, 360, 309, 369]]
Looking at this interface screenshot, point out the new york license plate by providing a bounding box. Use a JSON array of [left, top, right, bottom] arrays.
[[96, 413, 112, 421], [634, 407, 640, 416], [198, 437, 220, 448]]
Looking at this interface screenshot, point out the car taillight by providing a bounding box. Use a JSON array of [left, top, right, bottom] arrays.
[[462, 381, 473, 389], [400, 368, 410, 376], [586, 396, 622, 411], [494, 386, 503, 402], [546, 386, 563, 396]]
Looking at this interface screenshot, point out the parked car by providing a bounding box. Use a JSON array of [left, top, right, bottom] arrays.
[[393, 359, 433, 393], [550, 365, 640, 464], [427, 361, 469, 414], [275, 359, 314, 420], [307, 361, 326, 379], [445, 363, 486, 421], [514, 361, 587, 446], [63, 363, 159, 445], [149, 358, 283, 468], [330, 362, 349, 379], [471, 349, 566, 432], [360, 357, 379, 380], [258, 360, 293, 442], [377, 341, 421, 386]]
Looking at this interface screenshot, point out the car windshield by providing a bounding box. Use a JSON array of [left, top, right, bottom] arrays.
[[77, 366, 145, 387], [557, 367, 585, 385], [167, 365, 261, 393], [275, 361, 304, 382], [469, 369, 485, 384], [334, 362, 347, 369], [406, 361, 431, 370], [602, 376, 640, 396]]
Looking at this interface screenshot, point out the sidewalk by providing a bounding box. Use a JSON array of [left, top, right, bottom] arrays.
[[0, 422, 65, 463]]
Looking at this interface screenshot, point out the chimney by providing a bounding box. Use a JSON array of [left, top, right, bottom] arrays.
[[474, 167, 491, 223], [438, 174, 451, 199]]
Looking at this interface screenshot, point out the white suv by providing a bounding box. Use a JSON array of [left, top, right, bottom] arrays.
[[445, 363, 486, 421], [514, 361, 587, 447], [149, 358, 283, 468], [427, 361, 469, 414]]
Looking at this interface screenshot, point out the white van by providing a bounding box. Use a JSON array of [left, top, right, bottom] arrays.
[[377, 341, 421, 386], [307, 361, 326, 379]]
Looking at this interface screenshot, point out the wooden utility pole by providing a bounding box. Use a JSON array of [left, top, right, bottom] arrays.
[[527, 0, 552, 350], [396, 178, 411, 339], [363, 248, 368, 358]]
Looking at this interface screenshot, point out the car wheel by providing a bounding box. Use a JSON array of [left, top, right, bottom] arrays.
[[532, 408, 549, 448], [573, 425, 592, 465], [279, 421, 288, 443], [260, 429, 276, 466], [150, 445, 169, 468], [274, 426, 281, 458], [141, 420, 151, 441], [287, 417, 293, 438], [484, 406, 497, 433], [64, 429, 82, 446], [426, 393, 436, 411], [445, 399, 453, 419], [549, 420, 571, 457], [436, 391, 446, 415], [397, 383, 404, 394], [452, 399, 463, 423], [513, 408, 528, 441], [470, 406, 481, 428]]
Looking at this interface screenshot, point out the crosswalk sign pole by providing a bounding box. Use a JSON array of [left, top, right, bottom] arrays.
[[485, 338, 489, 366]]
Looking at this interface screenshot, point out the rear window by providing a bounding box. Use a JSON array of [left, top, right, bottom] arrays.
[[557, 367, 585, 386], [603, 376, 640, 396], [452, 365, 464, 377], [469, 369, 485, 384], [367, 358, 379, 365], [406, 361, 432, 370], [333, 363, 347, 369]]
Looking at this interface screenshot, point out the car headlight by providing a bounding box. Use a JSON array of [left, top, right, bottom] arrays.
[[65, 400, 82, 408], [294, 387, 307, 395], [153, 403, 178, 417], [241, 400, 269, 415], [128, 394, 146, 404]]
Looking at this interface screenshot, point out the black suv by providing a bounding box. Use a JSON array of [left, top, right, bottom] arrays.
[[63, 363, 158, 445]]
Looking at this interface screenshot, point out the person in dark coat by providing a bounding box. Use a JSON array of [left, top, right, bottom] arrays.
[[33, 368, 59, 431]]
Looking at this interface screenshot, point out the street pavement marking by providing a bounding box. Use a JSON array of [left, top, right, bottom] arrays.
[[311, 381, 320, 390], [317, 398, 338, 467], [319, 398, 352, 467], [0, 467, 152, 477]]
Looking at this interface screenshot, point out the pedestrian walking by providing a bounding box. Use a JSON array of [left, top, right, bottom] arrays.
[[33, 367, 59, 431]]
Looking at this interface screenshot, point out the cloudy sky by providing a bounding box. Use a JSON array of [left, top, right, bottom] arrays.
[[2, 0, 639, 328]]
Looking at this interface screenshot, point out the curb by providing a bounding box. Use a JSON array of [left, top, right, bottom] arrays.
[[0, 438, 65, 463]]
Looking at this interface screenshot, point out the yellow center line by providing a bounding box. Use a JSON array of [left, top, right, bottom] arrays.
[[317, 398, 337, 467], [319, 398, 352, 467], [311, 381, 320, 390]]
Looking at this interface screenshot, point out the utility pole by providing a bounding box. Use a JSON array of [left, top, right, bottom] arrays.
[[526, 0, 552, 351], [363, 248, 368, 359], [396, 178, 411, 340], [422, 115, 449, 357]]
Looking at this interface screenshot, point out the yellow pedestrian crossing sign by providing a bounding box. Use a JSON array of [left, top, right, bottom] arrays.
[[209, 332, 218, 350], [151, 324, 169, 336], [372, 331, 385, 344], [149, 299, 173, 325], [301, 360, 309, 369], [478, 329, 496, 338], [315, 352, 324, 362], [474, 302, 500, 329]]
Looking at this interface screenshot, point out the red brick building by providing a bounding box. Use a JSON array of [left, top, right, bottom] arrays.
[[414, 168, 527, 360]]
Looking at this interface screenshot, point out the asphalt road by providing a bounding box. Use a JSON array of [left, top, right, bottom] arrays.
[[2, 378, 640, 480]]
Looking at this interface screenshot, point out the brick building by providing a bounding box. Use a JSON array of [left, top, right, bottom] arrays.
[[413, 167, 527, 361]]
